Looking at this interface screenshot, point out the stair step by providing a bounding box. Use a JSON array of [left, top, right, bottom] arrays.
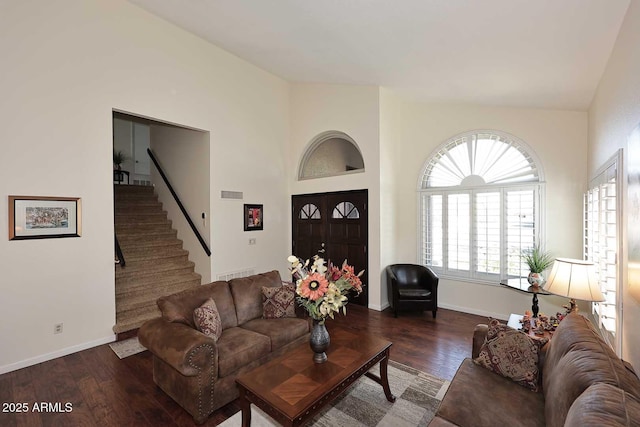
[[113, 306, 161, 334], [116, 302, 161, 321], [116, 280, 200, 310], [115, 204, 164, 214], [115, 221, 173, 233], [119, 248, 189, 263], [114, 184, 155, 194], [116, 271, 201, 294], [119, 238, 183, 251], [120, 240, 183, 254], [115, 212, 169, 224], [116, 259, 196, 279], [117, 230, 178, 243], [116, 264, 198, 282]]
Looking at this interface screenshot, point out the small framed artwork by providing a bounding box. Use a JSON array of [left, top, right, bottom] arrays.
[[244, 204, 263, 231], [9, 196, 81, 240]]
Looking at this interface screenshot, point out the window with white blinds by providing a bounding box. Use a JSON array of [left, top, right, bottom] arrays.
[[584, 151, 622, 352], [419, 131, 544, 282]]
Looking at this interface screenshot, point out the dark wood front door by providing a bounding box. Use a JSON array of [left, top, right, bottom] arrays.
[[292, 190, 368, 306]]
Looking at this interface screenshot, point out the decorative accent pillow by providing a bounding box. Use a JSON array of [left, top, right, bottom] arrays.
[[473, 318, 549, 391], [193, 298, 223, 342], [262, 284, 296, 319]]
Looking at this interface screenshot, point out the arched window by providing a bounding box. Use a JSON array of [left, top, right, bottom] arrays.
[[418, 130, 545, 282], [299, 131, 365, 180], [299, 203, 321, 219], [332, 201, 360, 219]]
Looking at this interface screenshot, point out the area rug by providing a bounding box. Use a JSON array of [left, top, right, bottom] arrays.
[[219, 360, 450, 427], [108, 336, 147, 359]]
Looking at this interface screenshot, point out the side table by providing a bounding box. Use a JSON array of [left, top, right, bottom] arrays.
[[508, 313, 553, 341], [113, 169, 130, 185], [500, 277, 550, 318]]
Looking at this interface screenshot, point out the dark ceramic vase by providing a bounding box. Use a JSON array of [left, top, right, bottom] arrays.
[[310, 320, 330, 363]]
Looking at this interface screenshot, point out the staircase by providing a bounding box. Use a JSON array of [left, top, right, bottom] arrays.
[[114, 184, 201, 334]]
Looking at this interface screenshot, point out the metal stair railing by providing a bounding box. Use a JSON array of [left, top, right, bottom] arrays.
[[147, 148, 211, 257]]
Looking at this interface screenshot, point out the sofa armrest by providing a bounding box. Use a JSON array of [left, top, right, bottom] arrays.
[[472, 324, 488, 358], [138, 318, 218, 378]]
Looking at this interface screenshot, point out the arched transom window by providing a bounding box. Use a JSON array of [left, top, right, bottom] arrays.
[[299, 203, 321, 219], [332, 201, 360, 219], [418, 130, 545, 282]]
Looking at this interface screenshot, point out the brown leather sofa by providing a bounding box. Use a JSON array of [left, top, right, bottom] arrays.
[[430, 313, 640, 426], [138, 270, 311, 424]]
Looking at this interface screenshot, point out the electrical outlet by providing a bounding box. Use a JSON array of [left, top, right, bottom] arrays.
[[54, 323, 63, 334], [249, 238, 256, 245]]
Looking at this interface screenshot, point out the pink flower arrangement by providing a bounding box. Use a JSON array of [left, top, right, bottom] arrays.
[[288, 255, 364, 323], [298, 273, 329, 301]]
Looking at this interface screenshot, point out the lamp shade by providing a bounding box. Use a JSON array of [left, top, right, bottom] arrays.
[[542, 258, 605, 302]]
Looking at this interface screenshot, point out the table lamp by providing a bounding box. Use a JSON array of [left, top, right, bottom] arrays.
[[541, 258, 605, 313]]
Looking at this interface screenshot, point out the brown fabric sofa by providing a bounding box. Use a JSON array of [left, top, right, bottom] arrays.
[[138, 270, 311, 424], [430, 313, 640, 426]]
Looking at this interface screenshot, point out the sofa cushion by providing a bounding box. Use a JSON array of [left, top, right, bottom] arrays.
[[564, 383, 640, 426], [230, 270, 282, 325], [216, 327, 271, 378], [474, 319, 548, 391], [193, 298, 223, 342], [241, 318, 309, 350], [157, 281, 238, 329], [543, 313, 640, 427], [262, 284, 296, 319], [436, 358, 546, 427]]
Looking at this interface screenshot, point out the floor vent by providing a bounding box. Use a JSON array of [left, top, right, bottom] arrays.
[[217, 268, 255, 281]]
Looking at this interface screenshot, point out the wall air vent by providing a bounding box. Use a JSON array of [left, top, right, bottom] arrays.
[[216, 268, 255, 281], [221, 190, 243, 200]]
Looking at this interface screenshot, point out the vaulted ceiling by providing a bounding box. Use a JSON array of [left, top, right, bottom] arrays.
[[129, 0, 630, 111]]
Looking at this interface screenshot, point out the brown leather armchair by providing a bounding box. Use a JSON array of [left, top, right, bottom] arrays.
[[386, 264, 439, 318]]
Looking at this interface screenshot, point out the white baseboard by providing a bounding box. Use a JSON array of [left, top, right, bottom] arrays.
[[368, 302, 390, 311], [369, 301, 505, 320], [438, 302, 508, 321], [0, 335, 116, 375]]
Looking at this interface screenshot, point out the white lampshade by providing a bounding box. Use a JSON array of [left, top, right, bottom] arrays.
[[542, 258, 605, 302]]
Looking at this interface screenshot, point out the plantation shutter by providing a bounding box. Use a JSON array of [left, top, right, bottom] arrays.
[[505, 189, 537, 277], [447, 193, 471, 271], [585, 154, 620, 350], [475, 191, 501, 275]]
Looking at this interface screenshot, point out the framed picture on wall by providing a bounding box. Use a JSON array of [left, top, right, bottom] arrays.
[[244, 204, 263, 231], [8, 196, 81, 240]]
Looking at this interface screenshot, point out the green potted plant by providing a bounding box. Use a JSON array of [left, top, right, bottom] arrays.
[[522, 245, 554, 288], [113, 150, 127, 170]]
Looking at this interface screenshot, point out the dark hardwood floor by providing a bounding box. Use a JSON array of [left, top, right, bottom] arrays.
[[0, 306, 486, 426]]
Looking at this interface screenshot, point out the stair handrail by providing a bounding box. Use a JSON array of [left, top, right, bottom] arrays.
[[115, 233, 126, 267], [147, 148, 211, 257]]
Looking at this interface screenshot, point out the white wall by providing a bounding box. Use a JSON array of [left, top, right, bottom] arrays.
[[151, 124, 211, 284], [588, 0, 640, 370], [379, 92, 588, 319], [0, 0, 290, 373], [113, 118, 135, 173], [289, 84, 383, 309]]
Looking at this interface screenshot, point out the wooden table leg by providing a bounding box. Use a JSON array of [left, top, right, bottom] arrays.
[[364, 348, 396, 402], [239, 387, 252, 427]]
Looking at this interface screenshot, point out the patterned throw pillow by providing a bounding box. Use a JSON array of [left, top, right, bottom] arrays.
[[262, 284, 296, 319], [193, 298, 223, 342], [473, 318, 549, 391]]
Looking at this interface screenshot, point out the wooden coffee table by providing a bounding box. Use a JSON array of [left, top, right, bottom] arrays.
[[236, 327, 395, 427]]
